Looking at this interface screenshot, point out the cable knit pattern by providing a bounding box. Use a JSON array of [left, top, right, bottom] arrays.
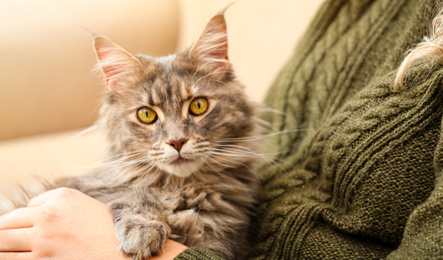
[[253, 0, 443, 259], [176, 0, 443, 259]]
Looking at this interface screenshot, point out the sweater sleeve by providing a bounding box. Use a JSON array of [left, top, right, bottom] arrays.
[[387, 125, 443, 259], [174, 247, 224, 260]]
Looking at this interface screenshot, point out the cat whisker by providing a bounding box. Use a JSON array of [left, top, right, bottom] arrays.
[[192, 70, 227, 91], [201, 151, 236, 167], [209, 78, 229, 87], [148, 152, 165, 156], [87, 93, 113, 121], [150, 166, 163, 184], [210, 129, 307, 143], [90, 151, 150, 183], [202, 153, 258, 182], [150, 156, 172, 164], [109, 150, 146, 159], [203, 148, 257, 169], [212, 145, 279, 155], [51, 152, 99, 176], [52, 149, 147, 180], [133, 162, 158, 182], [99, 159, 145, 175], [105, 158, 159, 186], [98, 150, 146, 163], [209, 144, 257, 153], [195, 152, 227, 175], [205, 151, 256, 159], [98, 155, 146, 169], [51, 137, 141, 172], [212, 145, 257, 154], [205, 146, 284, 169], [192, 142, 211, 150], [72, 125, 100, 138], [191, 59, 226, 82], [257, 106, 289, 116], [206, 145, 259, 154], [255, 117, 272, 129]]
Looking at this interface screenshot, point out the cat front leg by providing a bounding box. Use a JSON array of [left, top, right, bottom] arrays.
[[107, 191, 171, 260]]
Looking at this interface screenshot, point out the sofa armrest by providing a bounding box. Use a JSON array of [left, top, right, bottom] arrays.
[[0, 129, 106, 193]]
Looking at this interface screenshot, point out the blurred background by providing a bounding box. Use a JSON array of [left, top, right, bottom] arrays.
[[0, 0, 324, 141], [0, 0, 324, 190]]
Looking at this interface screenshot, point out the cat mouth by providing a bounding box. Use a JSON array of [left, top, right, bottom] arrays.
[[171, 157, 191, 165], [160, 155, 202, 177]]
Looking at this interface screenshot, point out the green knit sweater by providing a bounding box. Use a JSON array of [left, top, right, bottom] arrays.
[[177, 0, 443, 259]]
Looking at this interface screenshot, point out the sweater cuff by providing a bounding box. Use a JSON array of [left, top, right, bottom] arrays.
[[174, 247, 224, 260]]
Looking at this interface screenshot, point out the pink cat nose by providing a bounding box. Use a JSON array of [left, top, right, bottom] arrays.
[[167, 138, 188, 152]]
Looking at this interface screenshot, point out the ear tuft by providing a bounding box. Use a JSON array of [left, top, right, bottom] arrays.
[[93, 35, 142, 93], [190, 13, 230, 79]]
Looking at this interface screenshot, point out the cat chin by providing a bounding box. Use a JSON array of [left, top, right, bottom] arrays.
[[158, 160, 203, 178]]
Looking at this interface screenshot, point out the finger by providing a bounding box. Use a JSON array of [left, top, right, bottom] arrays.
[[26, 189, 56, 207], [0, 252, 33, 260], [0, 207, 35, 230], [150, 240, 188, 260], [0, 228, 33, 252], [27, 187, 78, 207]]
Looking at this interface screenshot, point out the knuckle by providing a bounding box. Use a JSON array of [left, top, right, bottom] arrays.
[[33, 248, 54, 259], [34, 225, 58, 244], [36, 205, 59, 224], [53, 187, 74, 197]]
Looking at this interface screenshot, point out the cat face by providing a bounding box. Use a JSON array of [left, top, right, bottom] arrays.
[[94, 14, 256, 178]]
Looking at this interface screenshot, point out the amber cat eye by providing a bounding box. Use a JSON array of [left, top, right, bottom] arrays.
[[189, 97, 208, 116], [137, 107, 157, 124]]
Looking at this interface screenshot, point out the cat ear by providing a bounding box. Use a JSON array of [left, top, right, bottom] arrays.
[[189, 13, 230, 79], [93, 35, 143, 93]]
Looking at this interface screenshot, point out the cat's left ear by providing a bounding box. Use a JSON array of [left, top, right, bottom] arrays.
[[189, 13, 230, 79], [93, 35, 143, 93]]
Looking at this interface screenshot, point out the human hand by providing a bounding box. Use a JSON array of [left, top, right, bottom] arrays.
[[0, 187, 186, 259], [0, 187, 129, 259], [150, 240, 188, 260]]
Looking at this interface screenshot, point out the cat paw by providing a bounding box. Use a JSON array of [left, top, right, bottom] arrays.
[[115, 217, 169, 260]]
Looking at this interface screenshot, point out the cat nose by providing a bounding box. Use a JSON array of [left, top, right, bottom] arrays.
[[167, 138, 188, 152]]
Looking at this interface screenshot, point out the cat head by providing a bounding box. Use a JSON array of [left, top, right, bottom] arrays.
[[94, 13, 257, 178]]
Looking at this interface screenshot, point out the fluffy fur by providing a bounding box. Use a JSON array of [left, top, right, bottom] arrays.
[[0, 13, 260, 260], [393, 9, 443, 91]]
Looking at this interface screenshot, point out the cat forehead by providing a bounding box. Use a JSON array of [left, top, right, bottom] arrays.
[[141, 53, 214, 100], [136, 54, 177, 77], [132, 58, 191, 106], [155, 54, 176, 70], [138, 50, 200, 79], [141, 79, 192, 107]]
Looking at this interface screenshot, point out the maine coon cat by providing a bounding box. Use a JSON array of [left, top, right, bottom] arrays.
[[0, 12, 260, 260]]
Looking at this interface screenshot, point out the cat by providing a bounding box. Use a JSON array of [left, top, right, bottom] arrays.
[[0, 11, 260, 260]]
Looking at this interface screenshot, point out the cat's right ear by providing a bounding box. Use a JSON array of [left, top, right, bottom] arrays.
[[189, 13, 230, 80], [93, 35, 142, 93]]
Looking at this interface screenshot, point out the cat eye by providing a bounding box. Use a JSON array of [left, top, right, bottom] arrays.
[[137, 107, 157, 124], [189, 97, 208, 116]]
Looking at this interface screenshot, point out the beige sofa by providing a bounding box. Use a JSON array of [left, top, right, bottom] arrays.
[[0, 0, 324, 193]]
